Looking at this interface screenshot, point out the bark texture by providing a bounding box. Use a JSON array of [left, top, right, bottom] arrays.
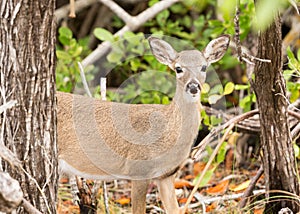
[[252, 14, 300, 212], [0, 0, 57, 213]]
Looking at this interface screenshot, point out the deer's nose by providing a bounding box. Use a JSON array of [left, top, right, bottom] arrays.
[[187, 81, 200, 95]]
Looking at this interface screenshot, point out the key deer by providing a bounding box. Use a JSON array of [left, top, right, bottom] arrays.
[[57, 35, 230, 214]]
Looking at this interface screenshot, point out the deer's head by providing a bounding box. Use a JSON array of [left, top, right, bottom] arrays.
[[149, 35, 230, 103]]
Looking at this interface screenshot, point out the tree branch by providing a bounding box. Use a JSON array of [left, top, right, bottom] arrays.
[[82, 0, 179, 67], [55, 0, 97, 21]]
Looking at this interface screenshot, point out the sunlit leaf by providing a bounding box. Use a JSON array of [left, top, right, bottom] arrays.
[[206, 179, 230, 195], [230, 180, 251, 192], [224, 82, 235, 95], [94, 28, 114, 42], [208, 94, 222, 104]]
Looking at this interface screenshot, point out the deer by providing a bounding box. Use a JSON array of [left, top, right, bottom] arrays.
[[57, 35, 230, 214]]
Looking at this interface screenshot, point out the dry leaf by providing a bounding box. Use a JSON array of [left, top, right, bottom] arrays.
[[115, 197, 131, 205], [193, 162, 207, 175], [174, 179, 193, 189], [205, 179, 230, 195], [206, 201, 218, 212], [229, 180, 251, 192]]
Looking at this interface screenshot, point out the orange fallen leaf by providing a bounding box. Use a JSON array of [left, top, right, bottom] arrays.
[[178, 197, 196, 204], [205, 179, 230, 195], [193, 162, 206, 175], [184, 174, 194, 180], [174, 179, 193, 189], [59, 177, 69, 184], [229, 180, 251, 192], [115, 197, 131, 205], [206, 201, 218, 212], [254, 208, 264, 214]]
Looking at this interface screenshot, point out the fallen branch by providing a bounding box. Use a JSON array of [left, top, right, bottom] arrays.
[[239, 165, 264, 208]]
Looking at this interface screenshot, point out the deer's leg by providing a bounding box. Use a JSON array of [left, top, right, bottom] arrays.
[[156, 175, 181, 214], [131, 179, 150, 214]]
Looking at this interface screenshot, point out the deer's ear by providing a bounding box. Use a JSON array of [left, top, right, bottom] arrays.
[[148, 37, 178, 66], [203, 35, 230, 64]]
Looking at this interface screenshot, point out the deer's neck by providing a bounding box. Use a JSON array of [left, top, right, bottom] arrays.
[[171, 83, 201, 135]]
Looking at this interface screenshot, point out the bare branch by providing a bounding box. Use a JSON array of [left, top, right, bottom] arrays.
[[239, 165, 264, 208], [98, 0, 133, 26], [82, 0, 179, 67]]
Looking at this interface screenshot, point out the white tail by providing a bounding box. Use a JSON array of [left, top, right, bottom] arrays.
[[57, 35, 230, 214]]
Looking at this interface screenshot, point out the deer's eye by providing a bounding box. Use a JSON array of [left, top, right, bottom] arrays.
[[201, 65, 207, 72], [175, 66, 183, 73], [175, 63, 183, 73]]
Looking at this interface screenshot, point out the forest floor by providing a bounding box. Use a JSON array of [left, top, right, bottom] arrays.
[[57, 155, 271, 214]]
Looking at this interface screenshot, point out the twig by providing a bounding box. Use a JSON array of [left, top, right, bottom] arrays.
[[78, 62, 92, 97], [82, 0, 179, 67], [0, 100, 17, 114], [55, 0, 97, 21], [192, 109, 259, 160], [102, 181, 110, 214], [234, 0, 242, 62], [182, 123, 235, 214], [69, 0, 76, 18], [291, 122, 300, 141], [100, 78, 107, 101], [189, 189, 265, 209], [239, 165, 264, 208]]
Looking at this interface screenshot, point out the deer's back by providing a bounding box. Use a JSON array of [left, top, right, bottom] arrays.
[[57, 92, 199, 180]]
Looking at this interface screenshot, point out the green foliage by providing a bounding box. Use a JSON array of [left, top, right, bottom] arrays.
[[254, 0, 289, 31], [56, 27, 93, 92], [284, 47, 300, 103]]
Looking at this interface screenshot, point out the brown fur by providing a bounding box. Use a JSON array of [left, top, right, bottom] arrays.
[[57, 35, 230, 214]]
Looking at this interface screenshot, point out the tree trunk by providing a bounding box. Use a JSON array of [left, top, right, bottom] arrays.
[[252, 14, 300, 212], [0, 0, 57, 213]]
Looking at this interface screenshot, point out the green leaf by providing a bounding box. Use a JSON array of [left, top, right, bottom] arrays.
[[59, 35, 71, 46], [153, 93, 161, 104], [156, 10, 170, 26], [201, 83, 210, 94], [193, 167, 215, 187], [129, 59, 141, 72], [235, 84, 250, 90], [208, 94, 222, 104], [224, 82, 235, 95], [217, 142, 227, 164], [210, 115, 222, 126], [94, 28, 114, 42], [59, 27, 73, 39], [107, 52, 123, 63], [287, 46, 295, 61], [293, 143, 300, 159], [56, 50, 72, 61], [254, 0, 288, 32], [162, 96, 170, 104]]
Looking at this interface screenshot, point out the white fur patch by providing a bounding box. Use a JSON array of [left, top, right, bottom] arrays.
[[58, 159, 116, 180]]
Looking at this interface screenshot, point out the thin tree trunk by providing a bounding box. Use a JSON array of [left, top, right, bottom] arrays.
[[0, 0, 57, 213], [252, 13, 300, 212]]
